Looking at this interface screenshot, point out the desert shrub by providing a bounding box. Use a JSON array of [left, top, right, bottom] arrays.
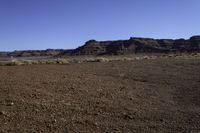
[[22, 60, 32, 65], [31, 60, 39, 65], [123, 57, 133, 61], [143, 56, 150, 59], [6, 59, 24, 66], [56, 58, 69, 64], [135, 57, 141, 60], [41, 59, 53, 64], [150, 56, 157, 59], [72, 59, 82, 63], [0, 58, 70, 66], [36, 59, 51, 64], [83, 58, 95, 62], [190, 52, 199, 57], [82, 57, 110, 63], [37, 60, 45, 64], [96, 57, 109, 62], [167, 54, 174, 58]]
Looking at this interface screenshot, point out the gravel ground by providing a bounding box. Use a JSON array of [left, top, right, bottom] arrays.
[[0, 58, 200, 133]]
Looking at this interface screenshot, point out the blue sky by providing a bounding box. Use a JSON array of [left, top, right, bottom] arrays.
[[0, 0, 199, 51]]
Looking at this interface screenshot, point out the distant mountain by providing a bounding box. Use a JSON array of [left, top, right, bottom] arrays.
[[69, 35, 200, 56], [1, 35, 200, 58], [0, 49, 66, 58]]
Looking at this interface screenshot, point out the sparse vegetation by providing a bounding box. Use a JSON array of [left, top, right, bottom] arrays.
[[56, 58, 69, 64], [6, 59, 24, 66], [0, 53, 200, 66], [0, 58, 69, 66], [95, 57, 110, 62]]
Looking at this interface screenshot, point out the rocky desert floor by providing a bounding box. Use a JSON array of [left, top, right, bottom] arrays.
[[0, 58, 200, 133]]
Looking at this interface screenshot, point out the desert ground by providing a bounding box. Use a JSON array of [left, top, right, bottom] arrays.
[[0, 57, 200, 133]]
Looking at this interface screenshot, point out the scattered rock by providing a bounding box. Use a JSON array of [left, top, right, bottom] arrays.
[[119, 86, 126, 91], [52, 119, 57, 124], [0, 111, 6, 115], [129, 97, 134, 101], [7, 102, 14, 106], [160, 118, 164, 122], [123, 113, 135, 120]]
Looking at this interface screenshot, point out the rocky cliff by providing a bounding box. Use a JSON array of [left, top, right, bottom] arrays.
[[1, 35, 200, 58], [70, 35, 200, 56]]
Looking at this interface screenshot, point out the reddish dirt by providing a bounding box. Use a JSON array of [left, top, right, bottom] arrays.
[[0, 58, 200, 133]]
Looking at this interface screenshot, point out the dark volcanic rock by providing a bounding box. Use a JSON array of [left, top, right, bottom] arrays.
[[70, 35, 200, 56], [1, 35, 200, 57], [190, 35, 200, 41], [0, 49, 66, 58], [189, 36, 200, 50], [0, 52, 9, 58], [72, 40, 106, 55]]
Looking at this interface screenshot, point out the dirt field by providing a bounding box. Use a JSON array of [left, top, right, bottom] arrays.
[[0, 58, 200, 133]]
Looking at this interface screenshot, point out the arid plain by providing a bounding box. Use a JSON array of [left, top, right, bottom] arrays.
[[0, 56, 200, 133]]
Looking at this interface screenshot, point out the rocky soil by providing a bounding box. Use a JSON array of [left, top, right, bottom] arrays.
[[0, 58, 200, 133]]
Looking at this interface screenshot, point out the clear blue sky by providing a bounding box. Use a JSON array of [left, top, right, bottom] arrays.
[[0, 0, 199, 51]]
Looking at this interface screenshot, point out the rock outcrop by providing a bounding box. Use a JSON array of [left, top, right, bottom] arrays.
[[0, 49, 66, 58], [1, 35, 200, 58], [70, 35, 200, 55]]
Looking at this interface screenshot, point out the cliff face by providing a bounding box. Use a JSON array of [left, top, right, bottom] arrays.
[[71, 36, 200, 56], [1, 36, 200, 58]]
